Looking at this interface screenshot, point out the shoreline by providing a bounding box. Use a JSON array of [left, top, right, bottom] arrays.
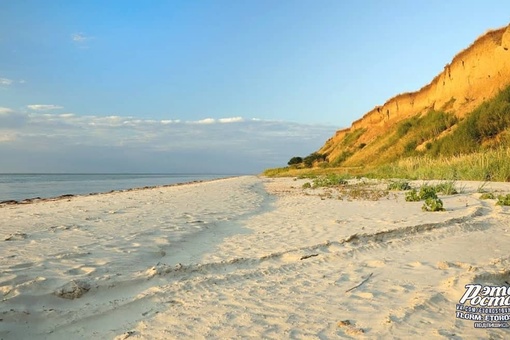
[[1, 176, 510, 338], [0, 174, 242, 206]]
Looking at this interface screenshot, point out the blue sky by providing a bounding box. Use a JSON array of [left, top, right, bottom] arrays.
[[1, 1, 509, 173]]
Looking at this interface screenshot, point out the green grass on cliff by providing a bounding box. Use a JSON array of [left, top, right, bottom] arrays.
[[263, 147, 510, 181], [264, 85, 510, 182]]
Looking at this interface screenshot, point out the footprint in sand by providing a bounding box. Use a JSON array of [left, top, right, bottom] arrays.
[[365, 260, 385, 268], [8, 262, 34, 270], [356, 292, 374, 299], [4, 233, 28, 241], [436, 261, 474, 271], [65, 266, 96, 276], [406, 261, 424, 268]]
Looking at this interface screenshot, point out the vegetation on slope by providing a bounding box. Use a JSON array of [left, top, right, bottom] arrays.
[[264, 85, 510, 181]]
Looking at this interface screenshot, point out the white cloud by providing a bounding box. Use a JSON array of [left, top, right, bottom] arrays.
[[0, 133, 16, 143], [195, 118, 216, 124], [0, 112, 338, 173], [218, 117, 243, 123], [0, 78, 13, 86], [192, 117, 245, 124], [27, 104, 63, 111], [161, 119, 180, 124], [71, 33, 93, 48], [72, 33, 88, 42], [0, 107, 13, 114]]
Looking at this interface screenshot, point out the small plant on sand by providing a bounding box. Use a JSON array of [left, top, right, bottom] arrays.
[[405, 184, 447, 210], [479, 192, 495, 200], [434, 181, 458, 195], [405, 189, 421, 202], [312, 174, 349, 188], [477, 181, 490, 193], [302, 182, 312, 189], [496, 194, 510, 206], [419, 185, 439, 200], [345, 185, 388, 201], [387, 180, 411, 191], [422, 197, 445, 212]]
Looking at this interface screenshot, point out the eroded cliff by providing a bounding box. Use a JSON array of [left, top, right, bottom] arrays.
[[320, 24, 510, 165]]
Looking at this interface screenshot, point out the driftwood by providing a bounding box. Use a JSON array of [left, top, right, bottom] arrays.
[[345, 272, 373, 293]]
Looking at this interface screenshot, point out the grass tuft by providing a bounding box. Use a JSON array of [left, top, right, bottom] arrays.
[[387, 180, 411, 191], [480, 192, 495, 200]]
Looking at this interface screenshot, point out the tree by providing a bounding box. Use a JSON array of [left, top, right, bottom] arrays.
[[303, 152, 326, 168], [287, 156, 303, 166]]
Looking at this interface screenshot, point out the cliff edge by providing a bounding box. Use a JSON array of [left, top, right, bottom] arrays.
[[320, 24, 510, 165]]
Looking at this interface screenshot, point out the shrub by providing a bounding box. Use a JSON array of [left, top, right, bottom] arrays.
[[496, 194, 510, 206], [422, 197, 445, 211], [397, 121, 414, 137], [303, 152, 326, 168], [288, 156, 303, 166], [405, 189, 421, 202], [404, 140, 418, 154], [419, 185, 438, 200], [480, 192, 495, 200]]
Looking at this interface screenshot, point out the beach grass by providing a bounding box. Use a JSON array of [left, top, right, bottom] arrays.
[[264, 147, 510, 182]]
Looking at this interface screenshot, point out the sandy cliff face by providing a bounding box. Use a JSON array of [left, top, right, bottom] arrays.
[[320, 24, 510, 163]]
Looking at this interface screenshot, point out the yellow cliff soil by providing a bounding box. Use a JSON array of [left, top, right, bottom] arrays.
[[321, 24, 510, 165]]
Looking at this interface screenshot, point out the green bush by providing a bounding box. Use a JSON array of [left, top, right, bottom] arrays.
[[303, 152, 326, 168], [288, 156, 303, 166], [397, 121, 414, 137], [405, 189, 421, 202], [419, 185, 438, 200], [404, 140, 418, 154], [302, 182, 312, 189], [480, 192, 495, 200], [496, 194, 510, 206], [422, 197, 445, 211]]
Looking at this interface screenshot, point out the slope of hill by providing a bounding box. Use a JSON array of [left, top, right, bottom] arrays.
[[318, 24, 510, 168]]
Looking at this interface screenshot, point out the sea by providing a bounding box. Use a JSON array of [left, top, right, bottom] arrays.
[[0, 173, 235, 202]]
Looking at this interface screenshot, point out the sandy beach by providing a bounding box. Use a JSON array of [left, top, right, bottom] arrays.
[[1, 175, 510, 339]]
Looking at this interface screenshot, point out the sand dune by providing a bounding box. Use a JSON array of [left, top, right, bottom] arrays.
[[1, 176, 510, 338]]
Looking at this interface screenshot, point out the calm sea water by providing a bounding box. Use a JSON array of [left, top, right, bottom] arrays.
[[0, 173, 234, 202]]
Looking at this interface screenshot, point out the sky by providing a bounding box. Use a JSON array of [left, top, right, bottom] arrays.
[[1, 1, 510, 173]]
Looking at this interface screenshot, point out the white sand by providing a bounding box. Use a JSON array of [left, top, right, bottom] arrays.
[[1, 176, 510, 339]]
